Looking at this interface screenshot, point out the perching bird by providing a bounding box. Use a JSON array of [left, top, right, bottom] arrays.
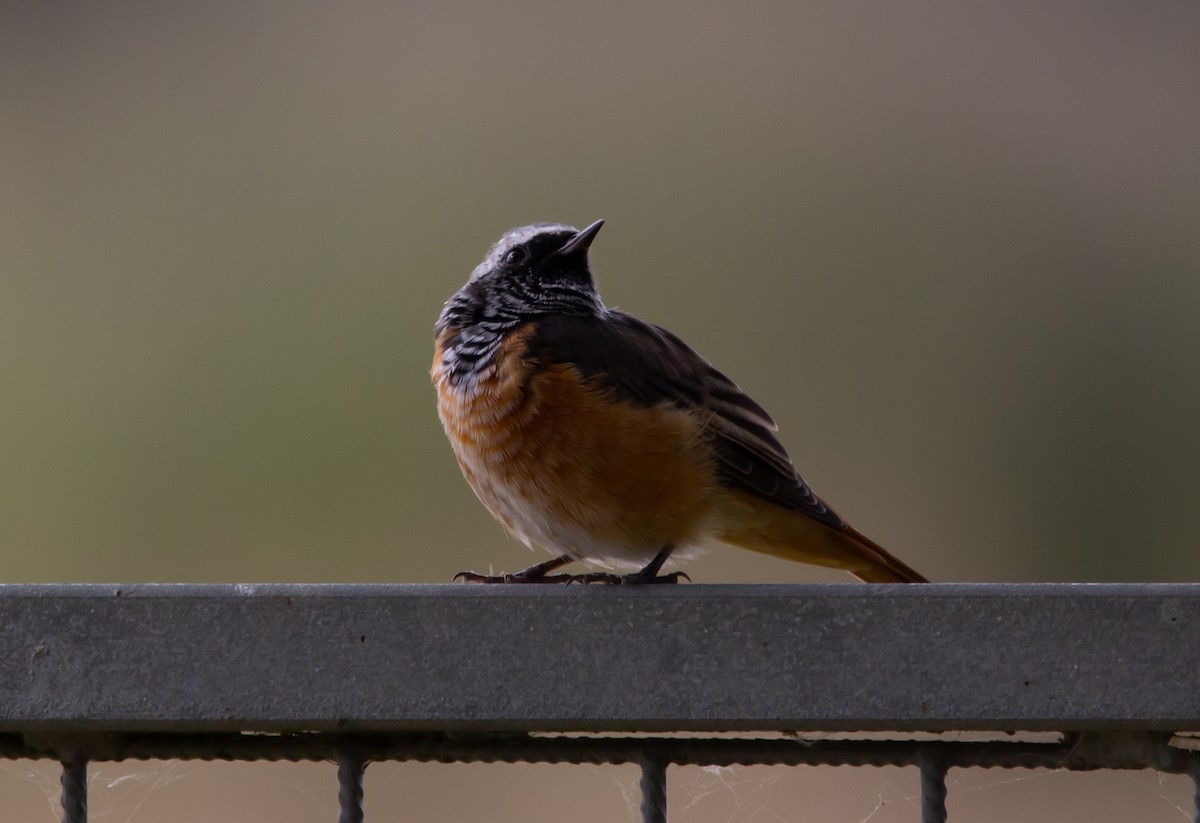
[[432, 220, 927, 584]]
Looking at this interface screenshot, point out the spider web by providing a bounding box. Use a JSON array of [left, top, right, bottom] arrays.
[[0, 756, 1193, 822], [610, 761, 1193, 823]]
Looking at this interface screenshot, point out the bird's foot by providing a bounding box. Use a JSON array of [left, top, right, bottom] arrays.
[[563, 570, 691, 585], [453, 554, 576, 584], [452, 549, 689, 585], [452, 569, 689, 585], [452, 569, 575, 584]]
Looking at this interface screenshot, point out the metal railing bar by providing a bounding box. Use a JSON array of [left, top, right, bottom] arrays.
[[639, 755, 668, 823], [337, 754, 366, 823], [6, 584, 1200, 734], [919, 748, 948, 823], [1191, 760, 1200, 823], [59, 755, 87, 823], [6, 731, 1195, 773]]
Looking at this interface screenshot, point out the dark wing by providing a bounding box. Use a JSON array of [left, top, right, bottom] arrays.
[[524, 311, 846, 529]]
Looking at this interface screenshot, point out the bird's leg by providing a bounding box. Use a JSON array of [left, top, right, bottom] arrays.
[[453, 554, 577, 584], [622, 544, 689, 584], [564, 545, 690, 585], [455, 547, 689, 585]]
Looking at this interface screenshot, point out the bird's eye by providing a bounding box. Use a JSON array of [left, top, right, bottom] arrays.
[[504, 248, 526, 266]]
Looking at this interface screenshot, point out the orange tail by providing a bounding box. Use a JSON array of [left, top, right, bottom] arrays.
[[714, 490, 929, 583], [835, 524, 929, 583]]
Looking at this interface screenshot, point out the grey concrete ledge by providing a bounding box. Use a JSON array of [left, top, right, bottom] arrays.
[[1, 583, 1197, 734]]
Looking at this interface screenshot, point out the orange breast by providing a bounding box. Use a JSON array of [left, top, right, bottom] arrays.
[[433, 325, 719, 566]]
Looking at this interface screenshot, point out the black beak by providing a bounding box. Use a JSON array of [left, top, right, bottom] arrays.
[[554, 219, 604, 257]]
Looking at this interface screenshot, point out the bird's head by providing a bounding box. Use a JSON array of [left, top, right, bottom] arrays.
[[449, 220, 606, 326]]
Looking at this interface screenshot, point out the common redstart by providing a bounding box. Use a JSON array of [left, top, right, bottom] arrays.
[[433, 220, 927, 584]]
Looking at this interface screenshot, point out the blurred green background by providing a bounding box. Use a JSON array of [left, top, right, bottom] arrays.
[[3, 1, 1200, 819], [3, 2, 1199, 585]]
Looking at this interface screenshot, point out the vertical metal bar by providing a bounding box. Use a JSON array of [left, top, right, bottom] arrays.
[[919, 748, 948, 823], [1191, 758, 1200, 823], [640, 754, 668, 823], [59, 756, 88, 823], [337, 755, 367, 823]]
